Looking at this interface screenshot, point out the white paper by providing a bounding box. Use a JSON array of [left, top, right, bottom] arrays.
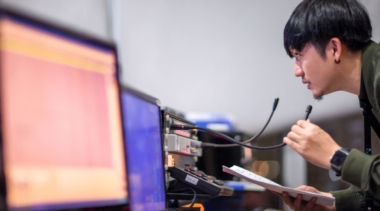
[[223, 165, 335, 207]]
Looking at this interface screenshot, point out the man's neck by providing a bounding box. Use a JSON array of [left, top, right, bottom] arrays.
[[338, 50, 362, 95]]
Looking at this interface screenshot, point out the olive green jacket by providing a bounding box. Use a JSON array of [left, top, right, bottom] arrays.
[[330, 41, 380, 211]]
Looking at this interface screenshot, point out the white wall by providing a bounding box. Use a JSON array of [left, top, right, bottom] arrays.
[[0, 0, 110, 41], [1, 0, 379, 135], [120, 0, 380, 135]]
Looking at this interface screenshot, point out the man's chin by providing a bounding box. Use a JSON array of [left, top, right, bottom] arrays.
[[314, 95, 323, 101], [312, 91, 324, 101]]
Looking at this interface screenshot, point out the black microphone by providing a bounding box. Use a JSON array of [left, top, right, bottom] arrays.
[[304, 105, 312, 120]]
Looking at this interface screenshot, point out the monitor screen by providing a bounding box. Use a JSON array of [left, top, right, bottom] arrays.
[[120, 86, 167, 211], [0, 9, 128, 210]]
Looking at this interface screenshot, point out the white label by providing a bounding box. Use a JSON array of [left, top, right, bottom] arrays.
[[185, 174, 199, 185]]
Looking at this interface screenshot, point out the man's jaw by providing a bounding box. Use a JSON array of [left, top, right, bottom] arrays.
[[312, 89, 324, 101]]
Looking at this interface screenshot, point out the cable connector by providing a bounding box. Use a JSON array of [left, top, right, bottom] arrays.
[[201, 143, 216, 148], [170, 125, 194, 130], [273, 98, 279, 111]]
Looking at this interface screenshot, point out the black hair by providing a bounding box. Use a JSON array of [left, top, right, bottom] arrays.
[[283, 0, 372, 58]]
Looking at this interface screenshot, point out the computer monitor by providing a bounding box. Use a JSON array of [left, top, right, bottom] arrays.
[[120, 85, 167, 211], [0, 8, 128, 210]]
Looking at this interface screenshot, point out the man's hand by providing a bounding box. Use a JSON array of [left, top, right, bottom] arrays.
[[283, 120, 341, 169], [280, 185, 335, 211]]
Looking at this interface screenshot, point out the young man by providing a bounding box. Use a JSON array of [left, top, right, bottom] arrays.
[[281, 0, 380, 210]]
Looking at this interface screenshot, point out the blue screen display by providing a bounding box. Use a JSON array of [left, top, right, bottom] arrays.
[[121, 92, 166, 211]]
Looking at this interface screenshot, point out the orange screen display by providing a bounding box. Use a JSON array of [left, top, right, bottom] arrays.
[[0, 16, 127, 209]]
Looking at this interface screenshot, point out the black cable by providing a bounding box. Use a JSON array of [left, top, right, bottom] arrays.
[[187, 188, 196, 208], [244, 97, 279, 143], [171, 124, 285, 150], [170, 98, 286, 150], [167, 188, 197, 208]]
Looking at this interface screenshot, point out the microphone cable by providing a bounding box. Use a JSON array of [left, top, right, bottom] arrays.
[[170, 98, 287, 150]]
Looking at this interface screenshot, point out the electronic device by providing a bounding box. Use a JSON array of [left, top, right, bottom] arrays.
[[162, 110, 201, 169], [162, 109, 199, 143], [163, 109, 202, 158], [168, 167, 234, 197], [120, 85, 167, 211], [162, 109, 234, 198], [330, 148, 350, 176], [0, 7, 127, 210]]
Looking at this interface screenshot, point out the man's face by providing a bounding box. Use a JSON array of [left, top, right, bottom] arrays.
[[291, 43, 336, 100]]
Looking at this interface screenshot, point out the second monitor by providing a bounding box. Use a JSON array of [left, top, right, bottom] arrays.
[[120, 85, 167, 211]]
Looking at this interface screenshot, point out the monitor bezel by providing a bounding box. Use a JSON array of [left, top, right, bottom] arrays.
[[0, 6, 127, 210], [119, 85, 168, 211]]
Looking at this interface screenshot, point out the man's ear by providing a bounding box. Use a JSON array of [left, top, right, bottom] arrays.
[[329, 38, 342, 63]]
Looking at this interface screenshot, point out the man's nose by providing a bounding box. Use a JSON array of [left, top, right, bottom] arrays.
[[294, 62, 304, 77]]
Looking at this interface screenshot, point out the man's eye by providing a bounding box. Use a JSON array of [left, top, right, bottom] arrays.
[[295, 53, 301, 61]]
